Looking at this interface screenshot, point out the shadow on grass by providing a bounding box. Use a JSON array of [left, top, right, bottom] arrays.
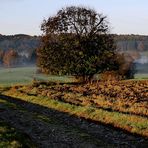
[[0, 94, 148, 147], [0, 120, 36, 148]]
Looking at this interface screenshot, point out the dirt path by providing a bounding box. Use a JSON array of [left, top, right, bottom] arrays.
[[0, 95, 148, 148]]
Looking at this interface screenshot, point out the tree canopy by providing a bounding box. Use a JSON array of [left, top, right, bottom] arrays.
[[37, 6, 126, 81], [41, 6, 108, 38]]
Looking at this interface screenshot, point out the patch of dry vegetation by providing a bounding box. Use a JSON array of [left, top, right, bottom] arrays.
[[15, 80, 148, 117], [1, 80, 148, 137]]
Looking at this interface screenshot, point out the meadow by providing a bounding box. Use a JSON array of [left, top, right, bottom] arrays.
[[0, 66, 148, 146], [0, 67, 75, 86], [3, 80, 147, 136], [0, 120, 35, 148], [0, 66, 147, 86]]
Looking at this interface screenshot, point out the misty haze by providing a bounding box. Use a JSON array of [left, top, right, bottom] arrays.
[[0, 0, 148, 147]]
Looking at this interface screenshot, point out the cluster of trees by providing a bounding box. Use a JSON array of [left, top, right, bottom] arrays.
[[0, 34, 39, 67], [37, 6, 136, 81], [114, 34, 148, 51], [0, 49, 18, 67], [0, 34, 40, 52], [114, 34, 148, 41], [0, 48, 36, 67]]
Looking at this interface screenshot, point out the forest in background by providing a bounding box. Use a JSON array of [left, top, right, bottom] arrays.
[[0, 34, 40, 66], [0, 34, 148, 71]]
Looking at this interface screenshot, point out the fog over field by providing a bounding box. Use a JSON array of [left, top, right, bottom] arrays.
[[0, 1, 148, 147], [0, 66, 147, 86], [0, 66, 76, 86]]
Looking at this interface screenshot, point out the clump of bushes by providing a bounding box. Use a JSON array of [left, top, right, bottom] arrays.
[[100, 71, 122, 81]]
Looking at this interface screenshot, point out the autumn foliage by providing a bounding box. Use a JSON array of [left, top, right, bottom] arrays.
[[3, 49, 19, 67], [37, 6, 121, 81], [37, 6, 137, 81]]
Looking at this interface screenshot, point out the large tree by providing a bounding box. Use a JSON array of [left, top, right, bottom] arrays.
[[37, 6, 117, 81]]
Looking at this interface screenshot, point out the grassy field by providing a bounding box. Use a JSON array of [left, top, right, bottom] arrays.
[[0, 120, 35, 148], [1, 79, 148, 138], [0, 67, 148, 146], [0, 96, 111, 147], [0, 67, 75, 86], [135, 73, 148, 79], [0, 66, 147, 86]]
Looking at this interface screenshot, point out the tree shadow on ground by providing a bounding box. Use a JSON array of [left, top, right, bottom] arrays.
[[0, 94, 148, 147]]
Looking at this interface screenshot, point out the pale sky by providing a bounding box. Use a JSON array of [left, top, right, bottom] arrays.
[[0, 0, 148, 35]]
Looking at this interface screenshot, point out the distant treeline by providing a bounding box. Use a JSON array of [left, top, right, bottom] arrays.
[[0, 34, 40, 52], [0, 48, 36, 67], [114, 34, 148, 51], [0, 34, 147, 67], [0, 34, 40, 66], [1, 34, 148, 52]]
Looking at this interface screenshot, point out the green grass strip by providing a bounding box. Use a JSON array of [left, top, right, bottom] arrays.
[[3, 90, 148, 137]]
